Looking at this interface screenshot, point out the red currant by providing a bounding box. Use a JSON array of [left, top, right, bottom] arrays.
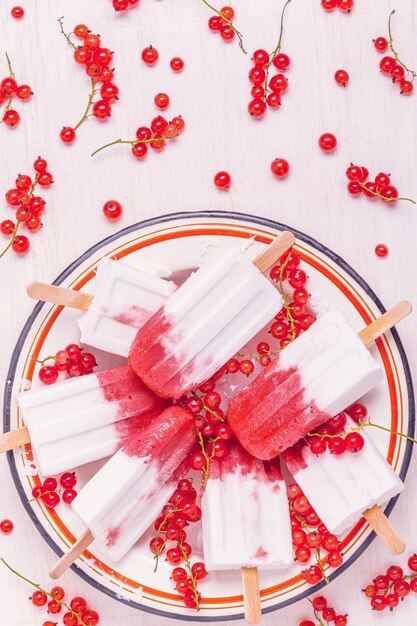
[[60, 126, 76, 144], [304, 564, 323, 584], [81, 609, 100, 626], [379, 56, 396, 75], [252, 49, 269, 67], [273, 53, 290, 70], [47, 599, 62, 614], [345, 432, 365, 453], [309, 438, 327, 455], [3, 109, 20, 127], [39, 365, 59, 385], [154, 92, 170, 110], [31, 590, 47, 606], [12, 235, 30, 254], [321, 0, 337, 9], [142, 46, 159, 65], [214, 171, 231, 190], [70, 597, 87, 613], [271, 158, 290, 178], [319, 132, 337, 152], [11, 6, 24, 18], [62, 488, 77, 504], [220, 24, 235, 41], [374, 37, 388, 52], [408, 554, 417, 572], [346, 402, 367, 423], [334, 69, 349, 86], [386, 565, 404, 581], [0, 519, 14, 534], [312, 596, 327, 611], [248, 98, 266, 118], [103, 200, 123, 220], [1, 220, 15, 236]]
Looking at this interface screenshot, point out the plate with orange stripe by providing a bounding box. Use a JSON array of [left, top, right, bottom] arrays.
[[4, 211, 414, 621]]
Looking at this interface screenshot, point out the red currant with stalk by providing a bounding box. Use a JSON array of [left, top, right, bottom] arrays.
[[248, 0, 292, 117], [91, 115, 184, 158], [203, 1, 246, 53], [58, 18, 119, 143], [377, 11, 416, 96]]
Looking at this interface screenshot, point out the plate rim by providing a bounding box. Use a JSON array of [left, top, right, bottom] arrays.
[[4, 210, 415, 622]]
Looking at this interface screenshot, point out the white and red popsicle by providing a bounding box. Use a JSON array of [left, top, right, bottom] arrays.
[[129, 235, 294, 399], [283, 418, 404, 536], [202, 440, 293, 571], [50, 406, 196, 576], [202, 440, 292, 624], [228, 309, 385, 460], [28, 258, 176, 358], [5, 365, 167, 476]]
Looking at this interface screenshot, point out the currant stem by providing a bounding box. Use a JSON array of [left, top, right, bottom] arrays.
[[278, 254, 297, 339], [0, 558, 89, 626], [73, 79, 98, 131], [308, 417, 417, 446], [5, 52, 15, 78], [387, 10, 417, 80], [264, 0, 292, 97], [200, 0, 246, 53], [58, 16, 77, 50], [0, 221, 20, 260], [358, 181, 416, 204], [153, 506, 180, 573], [91, 133, 173, 157], [177, 540, 201, 610]]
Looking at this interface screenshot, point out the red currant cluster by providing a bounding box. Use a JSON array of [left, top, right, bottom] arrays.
[[223, 250, 315, 373], [1, 158, 53, 258], [0, 519, 14, 534], [37, 344, 97, 385], [207, 5, 239, 45], [32, 586, 99, 625], [91, 114, 185, 159], [185, 384, 233, 482], [31, 472, 78, 509], [59, 20, 119, 144], [112, 0, 140, 11], [149, 478, 206, 609], [308, 405, 366, 456], [321, 0, 354, 13], [247, 0, 292, 118], [248, 48, 290, 118], [363, 555, 417, 612], [289, 483, 344, 584], [374, 11, 415, 96], [345, 163, 414, 204], [300, 595, 348, 626], [0, 53, 33, 128]]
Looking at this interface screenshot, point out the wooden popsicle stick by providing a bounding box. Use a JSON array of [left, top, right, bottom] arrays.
[[49, 529, 94, 579], [252, 231, 295, 274], [27, 282, 94, 312], [0, 427, 30, 453], [363, 505, 405, 555], [359, 300, 412, 346], [241, 567, 262, 624]]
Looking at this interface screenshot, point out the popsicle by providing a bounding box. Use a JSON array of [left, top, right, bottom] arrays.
[[283, 418, 404, 542], [129, 232, 295, 399], [28, 258, 176, 357], [228, 302, 411, 460], [2, 365, 167, 476], [49, 406, 196, 577], [202, 441, 293, 624]]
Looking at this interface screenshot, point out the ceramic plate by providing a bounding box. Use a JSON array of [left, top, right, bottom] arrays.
[[4, 211, 414, 621]]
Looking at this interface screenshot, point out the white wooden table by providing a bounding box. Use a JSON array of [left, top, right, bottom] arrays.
[[1, 0, 416, 623]]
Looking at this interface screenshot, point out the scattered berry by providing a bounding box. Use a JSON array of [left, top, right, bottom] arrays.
[[0, 519, 14, 534], [214, 171, 231, 190], [11, 6, 24, 19], [103, 199, 123, 220], [142, 46, 159, 65], [170, 57, 184, 72], [319, 132, 337, 152], [271, 158, 290, 178], [334, 69, 349, 86]]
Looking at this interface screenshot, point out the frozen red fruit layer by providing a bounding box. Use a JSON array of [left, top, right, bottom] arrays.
[[228, 310, 382, 460], [72, 406, 196, 561], [18, 365, 168, 476], [129, 246, 283, 399]]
